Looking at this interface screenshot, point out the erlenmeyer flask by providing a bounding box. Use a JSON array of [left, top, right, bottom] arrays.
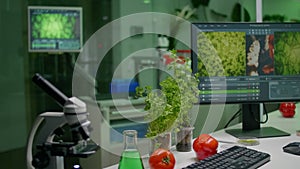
[[118, 130, 144, 169]]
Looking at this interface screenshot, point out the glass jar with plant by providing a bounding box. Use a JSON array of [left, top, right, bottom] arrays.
[[136, 50, 200, 153]]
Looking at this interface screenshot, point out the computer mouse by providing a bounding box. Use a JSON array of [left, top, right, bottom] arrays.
[[283, 142, 300, 155]]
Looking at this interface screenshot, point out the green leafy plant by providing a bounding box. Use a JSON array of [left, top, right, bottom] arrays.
[[136, 50, 200, 138]]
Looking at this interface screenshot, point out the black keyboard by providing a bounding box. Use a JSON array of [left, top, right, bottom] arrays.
[[183, 146, 270, 169]]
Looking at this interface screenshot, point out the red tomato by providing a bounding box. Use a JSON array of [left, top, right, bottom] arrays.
[[149, 148, 176, 169], [193, 134, 218, 160]]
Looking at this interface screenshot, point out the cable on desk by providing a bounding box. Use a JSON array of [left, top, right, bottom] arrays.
[[260, 104, 269, 124], [249, 103, 269, 124], [224, 108, 242, 128], [224, 103, 271, 129]]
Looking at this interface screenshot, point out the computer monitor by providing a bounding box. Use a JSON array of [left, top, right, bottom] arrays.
[[191, 22, 300, 138], [28, 6, 83, 53]]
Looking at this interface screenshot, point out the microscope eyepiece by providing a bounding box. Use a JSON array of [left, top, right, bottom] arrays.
[[32, 73, 68, 106], [32, 73, 92, 141]]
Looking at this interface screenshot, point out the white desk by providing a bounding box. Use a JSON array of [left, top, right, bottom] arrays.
[[105, 106, 300, 169]]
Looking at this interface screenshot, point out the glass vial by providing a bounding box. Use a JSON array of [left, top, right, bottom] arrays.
[[118, 130, 144, 169]]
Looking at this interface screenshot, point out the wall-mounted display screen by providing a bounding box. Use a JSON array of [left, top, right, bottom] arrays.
[[28, 6, 83, 53]]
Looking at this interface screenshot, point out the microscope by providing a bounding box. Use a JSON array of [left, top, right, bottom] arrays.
[[27, 74, 99, 169]]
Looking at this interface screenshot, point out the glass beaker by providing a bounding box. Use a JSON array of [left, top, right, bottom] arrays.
[[118, 130, 144, 169]]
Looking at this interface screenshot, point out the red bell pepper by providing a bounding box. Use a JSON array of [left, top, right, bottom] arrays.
[[279, 102, 296, 118]]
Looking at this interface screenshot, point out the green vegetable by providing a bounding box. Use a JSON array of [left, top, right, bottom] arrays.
[[136, 50, 200, 138]]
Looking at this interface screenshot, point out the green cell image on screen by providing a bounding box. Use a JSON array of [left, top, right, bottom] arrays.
[[197, 32, 246, 77], [274, 32, 300, 75], [31, 13, 77, 39]]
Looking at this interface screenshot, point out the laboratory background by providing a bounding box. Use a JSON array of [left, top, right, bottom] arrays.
[[1, 0, 300, 168]]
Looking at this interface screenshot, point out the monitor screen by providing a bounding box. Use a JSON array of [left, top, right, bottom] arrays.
[[191, 22, 300, 104], [28, 6, 83, 53], [191, 22, 300, 138]]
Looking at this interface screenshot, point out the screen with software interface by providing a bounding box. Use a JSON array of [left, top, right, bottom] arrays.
[[28, 6, 82, 52], [191, 23, 300, 104]]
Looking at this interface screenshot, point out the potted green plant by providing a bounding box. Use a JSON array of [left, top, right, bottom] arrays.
[[136, 50, 200, 153]]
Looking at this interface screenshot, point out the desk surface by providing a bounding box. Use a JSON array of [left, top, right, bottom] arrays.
[[105, 106, 300, 169]]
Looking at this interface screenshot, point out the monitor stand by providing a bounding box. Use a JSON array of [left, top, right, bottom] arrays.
[[225, 103, 290, 138]]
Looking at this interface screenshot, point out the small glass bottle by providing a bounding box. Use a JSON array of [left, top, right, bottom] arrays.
[[118, 130, 144, 169]]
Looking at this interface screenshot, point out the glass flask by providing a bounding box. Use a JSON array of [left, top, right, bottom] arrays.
[[118, 130, 144, 169]]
